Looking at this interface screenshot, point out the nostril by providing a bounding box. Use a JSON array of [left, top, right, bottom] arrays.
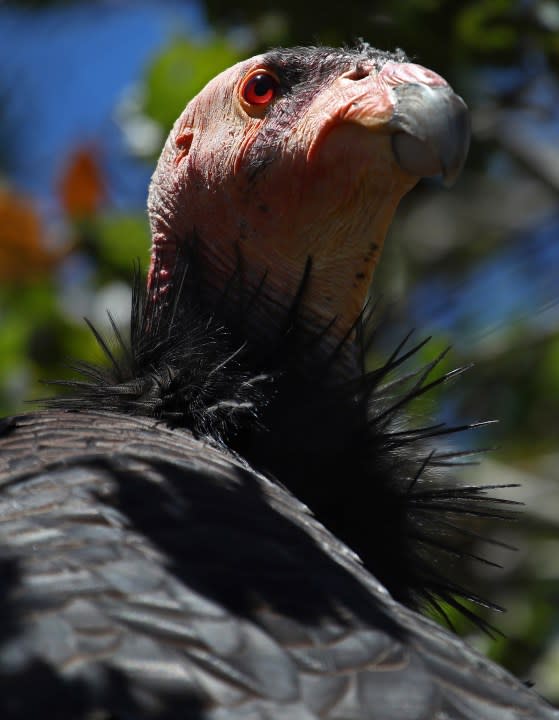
[[344, 65, 370, 81]]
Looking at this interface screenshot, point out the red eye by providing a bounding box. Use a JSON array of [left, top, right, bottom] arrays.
[[241, 71, 279, 106]]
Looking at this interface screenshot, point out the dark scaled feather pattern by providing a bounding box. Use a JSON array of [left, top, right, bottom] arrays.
[[46, 247, 521, 633]]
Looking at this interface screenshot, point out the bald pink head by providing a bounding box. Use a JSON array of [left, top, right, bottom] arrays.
[[147, 45, 469, 364]]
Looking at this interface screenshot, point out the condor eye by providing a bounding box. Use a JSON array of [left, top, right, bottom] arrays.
[[241, 71, 279, 107]]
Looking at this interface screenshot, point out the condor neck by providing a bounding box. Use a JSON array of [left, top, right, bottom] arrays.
[[148, 238, 364, 381], [199, 275, 363, 381]]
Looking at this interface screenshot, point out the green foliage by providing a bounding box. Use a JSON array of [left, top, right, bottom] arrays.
[[96, 213, 151, 276], [0, 281, 71, 410], [457, 0, 517, 53], [542, 335, 559, 398], [143, 37, 242, 133]]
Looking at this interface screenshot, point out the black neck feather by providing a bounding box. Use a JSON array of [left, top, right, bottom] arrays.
[[45, 248, 519, 633]]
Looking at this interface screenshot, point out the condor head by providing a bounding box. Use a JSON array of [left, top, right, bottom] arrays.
[[148, 45, 470, 367]]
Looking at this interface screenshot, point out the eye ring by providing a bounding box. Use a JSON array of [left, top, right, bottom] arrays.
[[240, 69, 280, 108]]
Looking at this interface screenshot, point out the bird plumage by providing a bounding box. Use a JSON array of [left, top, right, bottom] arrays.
[[0, 410, 555, 719], [0, 43, 556, 719], [47, 251, 517, 621]]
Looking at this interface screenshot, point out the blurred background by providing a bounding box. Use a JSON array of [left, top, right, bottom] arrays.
[[0, 0, 558, 702]]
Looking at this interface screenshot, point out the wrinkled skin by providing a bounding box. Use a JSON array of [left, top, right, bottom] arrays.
[[148, 47, 468, 356]]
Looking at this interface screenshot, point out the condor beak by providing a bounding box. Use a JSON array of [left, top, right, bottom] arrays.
[[389, 81, 470, 187]]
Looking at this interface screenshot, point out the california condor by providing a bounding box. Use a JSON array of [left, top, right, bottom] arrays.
[[0, 44, 556, 719]]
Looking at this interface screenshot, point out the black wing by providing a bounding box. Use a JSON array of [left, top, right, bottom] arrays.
[[0, 410, 555, 719]]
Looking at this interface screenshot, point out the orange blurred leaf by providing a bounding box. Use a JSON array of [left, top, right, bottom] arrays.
[[0, 187, 57, 281], [58, 146, 105, 218]]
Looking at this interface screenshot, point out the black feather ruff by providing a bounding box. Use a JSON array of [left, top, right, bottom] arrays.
[[45, 248, 520, 632], [46, 258, 270, 443]]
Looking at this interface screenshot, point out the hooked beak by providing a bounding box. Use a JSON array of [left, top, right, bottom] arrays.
[[389, 80, 470, 187]]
